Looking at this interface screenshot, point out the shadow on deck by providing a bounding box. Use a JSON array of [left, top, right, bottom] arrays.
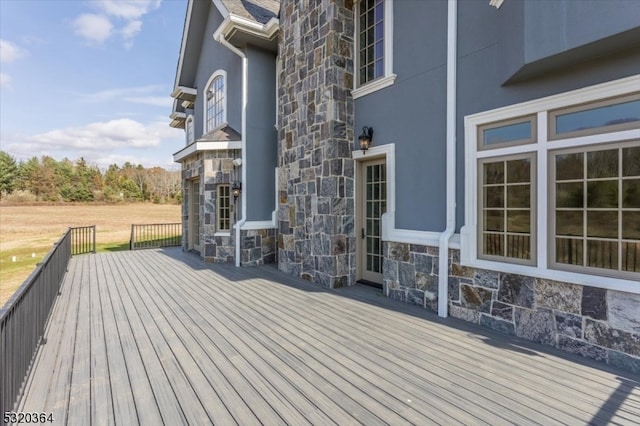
[[18, 248, 640, 425]]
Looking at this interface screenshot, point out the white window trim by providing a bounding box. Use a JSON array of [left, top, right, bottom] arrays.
[[185, 115, 194, 145], [352, 0, 397, 99], [217, 184, 232, 232], [204, 69, 227, 133], [462, 74, 640, 294], [353, 143, 460, 248]]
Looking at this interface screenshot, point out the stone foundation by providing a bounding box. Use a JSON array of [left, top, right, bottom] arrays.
[[383, 241, 640, 373], [240, 228, 277, 266]]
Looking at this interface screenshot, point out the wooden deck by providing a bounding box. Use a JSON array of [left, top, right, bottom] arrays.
[[18, 248, 640, 425]]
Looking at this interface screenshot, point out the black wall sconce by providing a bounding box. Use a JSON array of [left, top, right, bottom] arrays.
[[231, 181, 242, 200], [359, 126, 374, 153]]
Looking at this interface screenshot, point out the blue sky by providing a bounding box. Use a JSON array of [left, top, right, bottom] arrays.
[[0, 0, 187, 169]]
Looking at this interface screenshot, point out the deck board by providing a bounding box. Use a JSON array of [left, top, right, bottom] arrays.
[[19, 248, 640, 425]]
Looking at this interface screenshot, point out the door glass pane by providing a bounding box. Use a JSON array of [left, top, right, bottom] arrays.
[[623, 146, 640, 177], [587, 211, 618, 238], [556, 238, 583, 266], [587, 180, 618, 208], [556, 182, 583, 208], [623, 179, 640, 208], [556, 211, 583, 236]]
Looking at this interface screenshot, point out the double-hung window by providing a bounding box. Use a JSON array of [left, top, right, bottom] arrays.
[[205, 70, 226, 132], [464, 76, 640, 290], [353, 0, 395, 98], [217, 184, 231, 232]]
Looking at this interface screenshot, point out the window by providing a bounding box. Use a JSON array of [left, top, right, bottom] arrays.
[[551, 143, 640, 277], [205, 70, 226, 132], [479, 154, 535, 265], [464, 77, 640, 289], [185, 115, 194, 145], [217, 184, 231, 232], [353, 0, 395, 98]]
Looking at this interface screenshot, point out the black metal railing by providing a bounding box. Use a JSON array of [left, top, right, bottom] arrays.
[[130, 223, 181, 250], [71, 225, 96, 255], [0, 230, 72, 419]]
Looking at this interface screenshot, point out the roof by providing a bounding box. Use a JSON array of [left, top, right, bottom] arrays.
[[218, 0, 280, 24], [198, 125, 242, 142]]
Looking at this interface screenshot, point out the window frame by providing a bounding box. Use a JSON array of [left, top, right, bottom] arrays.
[[477, 115, 537, 151], [204, 70, 227, 133], [549, 92, 640, 140], [548, 141, 640, 280], [216, 184, 231, 233], [477, 152, 537, 267], [185, 115, 194, 145], [352, 0, 396, 99], [462, 75, 640, 294]]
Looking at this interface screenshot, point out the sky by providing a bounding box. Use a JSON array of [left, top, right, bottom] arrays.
[[0, 0, 187, 170]]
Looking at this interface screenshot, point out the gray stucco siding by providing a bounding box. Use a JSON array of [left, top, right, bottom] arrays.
[[354, 0, 448, 234], [246, 46, 277, 222], [455, 0, 640, 232], [192, 5, 242, 139]]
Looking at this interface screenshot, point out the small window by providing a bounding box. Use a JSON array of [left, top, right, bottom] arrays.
[[185, 115, 194, 145], [205, 71, 226, 132], [478, 154, 535, 265], [217, 184, 231, 232], [478, 116, 536, 150], [549, 93, 640, 140], [551, 142, 640, 278], [358, 0, 385, 86]]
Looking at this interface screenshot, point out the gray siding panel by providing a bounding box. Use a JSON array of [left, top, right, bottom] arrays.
[[193, 6, 242, 139], [246, 47, 277, 222], [358, 0, 640, 234], [355, 0, 448, 233]]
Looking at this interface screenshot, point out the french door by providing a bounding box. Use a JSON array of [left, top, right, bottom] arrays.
[[358, 159, 387, 283]]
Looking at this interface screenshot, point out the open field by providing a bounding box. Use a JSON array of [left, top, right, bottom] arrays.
[[0, 204, 181, 306]]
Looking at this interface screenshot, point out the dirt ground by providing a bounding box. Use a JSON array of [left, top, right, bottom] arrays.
[[0, 203, 181, 305]]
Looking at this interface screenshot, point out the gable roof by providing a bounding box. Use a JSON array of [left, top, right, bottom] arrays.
[[217, 0, 280, 24]]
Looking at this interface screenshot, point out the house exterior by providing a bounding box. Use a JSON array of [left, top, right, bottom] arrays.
[[172, 0, 640, 372], [171, 0, 279, 266]]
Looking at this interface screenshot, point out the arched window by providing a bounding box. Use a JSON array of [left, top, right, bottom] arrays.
[[185, 115, 194, 145], [205, 70, 226, 132]]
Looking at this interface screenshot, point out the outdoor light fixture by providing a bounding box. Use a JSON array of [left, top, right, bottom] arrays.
[[231, 181, 242, 200], [359, 126, 374, 153]]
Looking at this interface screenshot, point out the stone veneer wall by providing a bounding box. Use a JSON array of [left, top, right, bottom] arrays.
[[383, 241, 640, 373], [277, 0, 357, 287], [240, 229, 277, 266], [181, 149, 239, 263]]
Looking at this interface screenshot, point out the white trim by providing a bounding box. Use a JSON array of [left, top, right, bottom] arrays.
[[214, 231, 231, 237], [463, 75, 640, 293], [352, 74, 397, 99], [173, 141, 242, 162], [171, 85, 197, 99], [173, 0, 194, 92], [241, 220, 277, 230], [352, 0, 396, 98], [204, 69, 227, 133], [214, 30, 248, 268], [211, 0, 229, 19]]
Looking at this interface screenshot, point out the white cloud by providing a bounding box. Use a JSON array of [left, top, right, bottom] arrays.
[[73, 14, 114, 44], [95, 0, 162, 20], [124, 96, 172, 108], [0, 73, 11, 88], [72, 0, 161, 48], [121, 20, 142, 49], [0, 39, 25, 63], [74, 84, 169, 107]]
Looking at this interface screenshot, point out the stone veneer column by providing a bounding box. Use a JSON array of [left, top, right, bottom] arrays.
[[277, 0, 356, 288]]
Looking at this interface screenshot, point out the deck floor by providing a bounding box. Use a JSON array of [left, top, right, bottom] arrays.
[[19, 248, 640, 425]]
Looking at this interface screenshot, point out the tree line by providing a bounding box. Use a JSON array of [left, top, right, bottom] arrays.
[[0, 151, 181, 203]]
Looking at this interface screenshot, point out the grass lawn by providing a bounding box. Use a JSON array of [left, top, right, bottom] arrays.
[[0, 203, 181, 306]]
